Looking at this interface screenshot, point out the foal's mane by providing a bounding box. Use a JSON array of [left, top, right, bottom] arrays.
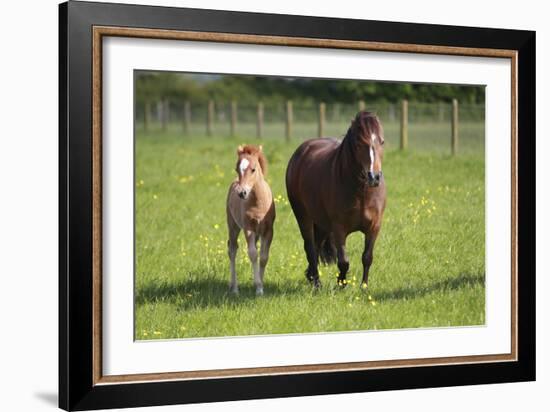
[[238, 145, 268, 176]]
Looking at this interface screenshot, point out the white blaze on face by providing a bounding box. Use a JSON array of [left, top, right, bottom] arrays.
[[369, 133, 377, 173], [369, 147, 374, 173], [239, 158, 250, 176]]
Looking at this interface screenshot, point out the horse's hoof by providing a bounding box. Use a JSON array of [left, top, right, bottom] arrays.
[[360, 282, 368, 291], [337, 279, 348, 288], [256, 288, 264, 296], [313, 279, 321, 289]]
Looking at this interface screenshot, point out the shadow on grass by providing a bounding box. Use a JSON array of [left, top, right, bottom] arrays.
[[373, 272, 485, 302], [136, 271, 484, 310], [136, 273, 308, 309]]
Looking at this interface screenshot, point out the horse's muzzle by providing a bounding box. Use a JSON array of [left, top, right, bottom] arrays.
[[237, 188, 250, 199], [366, 171, 382, 187]]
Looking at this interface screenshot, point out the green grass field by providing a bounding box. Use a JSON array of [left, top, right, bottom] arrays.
[[135, 122, 485, 340]]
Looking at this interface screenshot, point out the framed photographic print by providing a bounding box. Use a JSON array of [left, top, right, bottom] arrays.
[[59, 1, 535, 410]]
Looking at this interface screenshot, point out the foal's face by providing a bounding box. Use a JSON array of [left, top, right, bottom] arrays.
[[353, 113, 385, 187], [235, 153, 261, 200]]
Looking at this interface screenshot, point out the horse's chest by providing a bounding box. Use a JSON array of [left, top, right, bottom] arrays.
[[245, 212, 263, 227], [338, 206, 365, 229], [334, 196, 382, 230], [243, 205, 271, 231], [361, 196, 385, 227]]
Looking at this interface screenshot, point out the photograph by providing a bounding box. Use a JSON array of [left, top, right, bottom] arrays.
[[53, 1, 536, 410], [134, 71, 486, 340]]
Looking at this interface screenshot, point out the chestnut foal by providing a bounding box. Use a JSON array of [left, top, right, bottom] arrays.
[[226, 145, 276, 295]]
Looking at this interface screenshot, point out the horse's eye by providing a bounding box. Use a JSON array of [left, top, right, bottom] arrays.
[[251, 168, 256, 173]]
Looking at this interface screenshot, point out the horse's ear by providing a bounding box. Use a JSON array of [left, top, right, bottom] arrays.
[[237, 145, 244, 155], [258, 145, 263, 152]]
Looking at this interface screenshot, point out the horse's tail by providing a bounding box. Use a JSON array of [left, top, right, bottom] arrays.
[[314, 225, 337, 265]]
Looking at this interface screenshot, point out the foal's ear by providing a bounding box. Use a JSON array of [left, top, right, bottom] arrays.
[[258, 145, 263, 152], [237, 145, 244, 155]]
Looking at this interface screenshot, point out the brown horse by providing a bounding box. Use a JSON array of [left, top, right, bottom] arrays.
[[285, 111, 386, 289], [227, 145, 276, 295]]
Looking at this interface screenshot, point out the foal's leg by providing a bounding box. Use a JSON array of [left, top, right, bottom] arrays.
[[227, 214, 241, 294], [334, 231, 350, 287], [361, 223, 381, 289], [245, 230, 262, 296], [259, 227, 273, 284]]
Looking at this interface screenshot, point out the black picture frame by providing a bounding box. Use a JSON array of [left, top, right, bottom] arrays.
[[59, 1, 535, 410]]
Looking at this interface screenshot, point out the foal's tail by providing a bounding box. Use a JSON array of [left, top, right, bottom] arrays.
[[314, 225, 337, 265]]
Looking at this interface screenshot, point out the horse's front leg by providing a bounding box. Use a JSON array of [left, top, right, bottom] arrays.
[[334, 231, 350, 287], [245, 231, 262, 296], [361, 223, 381, 289], [227, 213, 241, 294], [259, 227, 273, 284], [295, 217, 320, 287]]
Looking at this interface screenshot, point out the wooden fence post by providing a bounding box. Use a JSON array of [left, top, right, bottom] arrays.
[[230, 100, 237, 137], [207, 100, 214, 136], [156, 100, 163, 131], [256, 101, 264, 139], [183, 101, 191, 135], [332, 103, 341, 123], [400, 99, 408, 150], [285, 100, 293, 141], [388, 103, 395, 122], [161, 100, 169, 131], [318, 102, 326, 137], [144, 101, 150, 132], [451, 99, 459, 155], [358, 100, 366, 112]]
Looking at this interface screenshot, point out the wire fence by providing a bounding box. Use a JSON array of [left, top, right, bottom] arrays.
[[136, 100, 485, 155]]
